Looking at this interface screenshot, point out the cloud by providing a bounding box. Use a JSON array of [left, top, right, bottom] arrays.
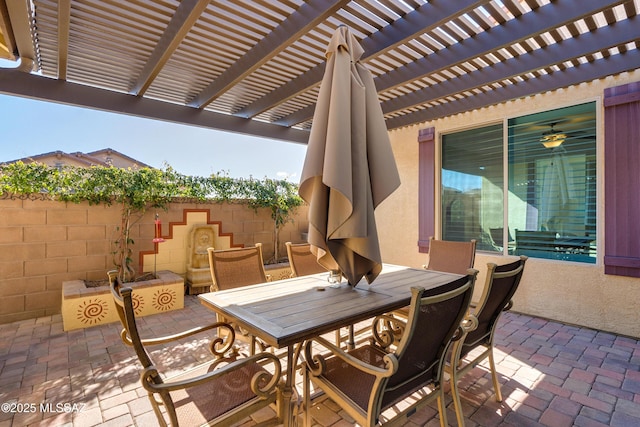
[[276, 171, 297, 180]]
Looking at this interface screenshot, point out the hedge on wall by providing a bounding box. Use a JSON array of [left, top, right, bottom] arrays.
[[0, 162, 303, 279]]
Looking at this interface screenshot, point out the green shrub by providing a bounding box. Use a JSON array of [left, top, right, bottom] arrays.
[[0, 162, 303, 278]]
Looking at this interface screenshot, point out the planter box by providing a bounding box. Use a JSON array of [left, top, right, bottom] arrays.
[[61, 270, 184, 331], [265, 262, 292, 282]]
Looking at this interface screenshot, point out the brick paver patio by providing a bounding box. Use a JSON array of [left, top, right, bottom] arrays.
[[1, 295, 639, 426]]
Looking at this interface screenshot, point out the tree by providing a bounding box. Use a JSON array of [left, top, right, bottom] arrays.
[[243, 177, 304, 263]]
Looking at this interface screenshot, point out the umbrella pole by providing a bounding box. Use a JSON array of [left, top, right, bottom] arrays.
[[347, 325, 355, 350]]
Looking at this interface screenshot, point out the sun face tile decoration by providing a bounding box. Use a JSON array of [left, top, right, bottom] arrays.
[[132, 293, 145, 316], [77, 298, 110, 325], [152, 288, 177, 311]]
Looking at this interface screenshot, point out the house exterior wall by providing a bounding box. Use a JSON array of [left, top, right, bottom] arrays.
[[377, 69, 640, 339], [7, 148, 150, 169], [20, 154, 93, 168], [0, 197, 309, 324], [87, 149, 150, 168]]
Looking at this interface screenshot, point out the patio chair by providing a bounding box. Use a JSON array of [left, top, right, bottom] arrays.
[[303, 270, 478, 427], [207, 243, 270, 354], [207, 243, 269, 291], [446, 256, 527, 427], [285, 241, 327, 277], [109, 275, 282, 427], [425, 236, 477, 274], [391, 236, 477, 322]]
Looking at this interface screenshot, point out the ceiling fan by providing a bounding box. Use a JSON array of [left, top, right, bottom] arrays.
[[540, 123, 567, 148]]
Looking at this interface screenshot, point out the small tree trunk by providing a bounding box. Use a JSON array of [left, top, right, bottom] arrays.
[[274, 220, 280, 263], [115, 205, 136, 283]]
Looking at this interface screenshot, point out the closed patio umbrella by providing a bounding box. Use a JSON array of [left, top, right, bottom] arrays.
[[299, 25, 401, 286]]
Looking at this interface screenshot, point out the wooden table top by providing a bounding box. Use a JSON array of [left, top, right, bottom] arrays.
[[198, 264, 462, 348]]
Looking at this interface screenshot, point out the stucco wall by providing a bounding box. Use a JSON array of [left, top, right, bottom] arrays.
[[377, 69, 640, 338], [0, 197, 309, 324]]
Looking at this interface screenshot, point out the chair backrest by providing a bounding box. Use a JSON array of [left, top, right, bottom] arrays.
[[461, 256, 527, 356], [286, 242, 327, 277], [426, 236, 477, 274], [207, 244, 267, 291], [381, 270, 477, 407]]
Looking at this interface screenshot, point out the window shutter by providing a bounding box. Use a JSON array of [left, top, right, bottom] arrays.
[[418, 127, 435, 253], [604, 81, 640, 277]]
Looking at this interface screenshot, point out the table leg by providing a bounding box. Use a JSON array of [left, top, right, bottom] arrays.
[[280, 345, 296, 426]]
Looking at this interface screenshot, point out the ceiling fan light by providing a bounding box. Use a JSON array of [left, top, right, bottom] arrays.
[[541, 132, 566, 148]]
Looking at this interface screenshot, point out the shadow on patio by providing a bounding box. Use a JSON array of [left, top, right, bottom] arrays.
[[1, 295, 639, 427]]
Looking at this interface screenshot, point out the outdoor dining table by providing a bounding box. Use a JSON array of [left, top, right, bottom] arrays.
[[198, 263, 463, 426]]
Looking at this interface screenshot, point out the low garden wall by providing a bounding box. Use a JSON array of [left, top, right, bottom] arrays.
[[0, 197, 309, 324]]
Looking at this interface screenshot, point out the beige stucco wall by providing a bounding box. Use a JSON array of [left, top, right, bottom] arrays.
[[377, 69, 640, 339]]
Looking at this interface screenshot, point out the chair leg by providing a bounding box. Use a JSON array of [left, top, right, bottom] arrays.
[[448, 341, 466, 427], [436, 392, 448, 427], [449, 366, 465, 427], [488, 347, 502, 402], [303, 367, 311, 427], [150, 392, 172, 427], [147, 396, 165, 427]]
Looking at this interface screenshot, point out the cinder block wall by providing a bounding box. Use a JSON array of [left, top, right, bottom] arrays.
[[0, 197, 309, 324]]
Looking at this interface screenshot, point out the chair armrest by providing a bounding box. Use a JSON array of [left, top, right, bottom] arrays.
[[141, 351, 282, 398], [304, 336, 398, 378], [451, 313, 478, 342], [120, 322, 236, 357], [371, 313, 406, 349]]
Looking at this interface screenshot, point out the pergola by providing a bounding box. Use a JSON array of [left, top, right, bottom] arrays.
[[0, 0, 639, 144]]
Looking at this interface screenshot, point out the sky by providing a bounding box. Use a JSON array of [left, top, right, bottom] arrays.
[[0, 92, 308, 181]]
